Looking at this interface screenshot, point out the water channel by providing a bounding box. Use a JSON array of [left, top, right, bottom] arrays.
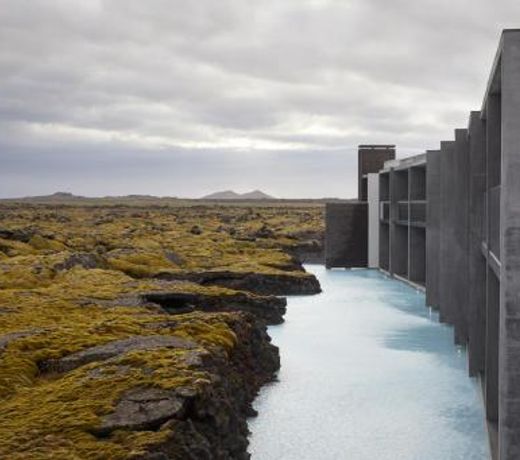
[[249, 266, 489, 460]]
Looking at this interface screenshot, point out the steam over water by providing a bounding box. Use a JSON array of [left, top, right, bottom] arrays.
[[249, 266, 489, 460]]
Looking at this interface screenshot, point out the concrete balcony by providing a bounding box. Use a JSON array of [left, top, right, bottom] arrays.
[[410, 201, 426, 227]]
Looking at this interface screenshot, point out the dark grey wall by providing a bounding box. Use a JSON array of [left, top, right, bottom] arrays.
[[390, 169, 408, 276], [358, 145, 395, 201], [498, 33, 520, 459], [325, 202, 368, 268], [379, 222, 390, 271], [426, 150, 440, 309], [409, 227, 426, 284], [410, 166, 426, 200], [467, 111, 487, 377], [439, 140, 455, 325], [485, 93, 501, 429], [452, 129, 470, 344], [438, 131, 470, 343]]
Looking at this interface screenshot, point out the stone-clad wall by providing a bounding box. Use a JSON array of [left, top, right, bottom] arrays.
[[325, 202, 368, 268]]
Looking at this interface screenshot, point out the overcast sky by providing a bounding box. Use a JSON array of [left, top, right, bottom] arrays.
[[1, 0, 519, 198]]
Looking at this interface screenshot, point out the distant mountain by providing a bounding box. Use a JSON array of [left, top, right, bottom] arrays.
[[202, 190, 242, 200], [202, 190, 275, 200], [2, 190, 290, 204], [12, 192, 85, 202], [240, 190, 275, 200]]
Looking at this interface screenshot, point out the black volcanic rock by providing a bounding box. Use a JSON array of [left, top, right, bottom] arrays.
[[156, 270, 321, 296], [142, 290, 287, 325]]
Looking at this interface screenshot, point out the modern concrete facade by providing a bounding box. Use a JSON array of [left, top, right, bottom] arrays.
[[374, 154, 427, 287], [326, 145, 395, 268], [325, 30, 520, 459]]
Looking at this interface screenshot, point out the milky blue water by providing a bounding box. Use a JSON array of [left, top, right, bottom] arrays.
[[248, 266, 489, 460]]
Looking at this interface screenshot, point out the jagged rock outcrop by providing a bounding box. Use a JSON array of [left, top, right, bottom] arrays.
[[93, 387, 188, 436], [0, 204, 322, 459], [0, 311, 278, 459], [40, 335, 196, 373], [127, 313, 280, 460], [142, 291, 287, 325], [156, 271, 321, 296], [53, 252, 103, 271], [284, 230, 325, 264]]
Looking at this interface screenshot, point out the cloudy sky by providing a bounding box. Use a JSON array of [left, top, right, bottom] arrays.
[[1, 0, 519, 198]]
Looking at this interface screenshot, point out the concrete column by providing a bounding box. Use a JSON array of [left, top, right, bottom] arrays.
[[390, 169, 409, 277], [468, 111, 487, 377], [452, 128, 470, 345], [487, 267, 500, 425], [486, 93, 501, 428], [367, 173, 380, 268], [438, 131, 470, 345], [439, 140, 455, 324], [379, 173, 391, 271], [408, 166, 426, 285], [498, 31, 520, 460], [426, 150, 441, 309]]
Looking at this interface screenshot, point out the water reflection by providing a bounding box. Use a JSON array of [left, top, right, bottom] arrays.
[[249, 266, 489, 460]]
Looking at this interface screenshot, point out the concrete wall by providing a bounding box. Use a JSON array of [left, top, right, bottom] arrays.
[[437, 131, 470, 343], [410, 166, 426, 200], [368, 173, 380, 268], [379, 172, 391, 271], [325, 202, 368, 268], [426, 150, 440, 309], [358, 145, 395, 200], [379, 223, 390, 271], [485, 89, 502, 433], [409, 227, 426, 284], [453, 128, 470, 344], [467, 112, 486, 377], [498, 31, 520, 459], [439, 140, 455, 324]]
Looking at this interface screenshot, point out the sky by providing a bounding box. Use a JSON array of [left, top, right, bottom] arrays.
[[1, 0, 519, 199]]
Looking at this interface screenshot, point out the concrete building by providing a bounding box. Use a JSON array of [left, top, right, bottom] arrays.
[[358, 145, 395, 201], [325, 30, 520, 460], [325, 145, 395, 268], [374, 154, 427, 286]]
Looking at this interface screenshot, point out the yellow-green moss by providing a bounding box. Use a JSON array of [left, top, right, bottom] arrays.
[[28, 234, 66, 251], [0, 203, 322, 459]]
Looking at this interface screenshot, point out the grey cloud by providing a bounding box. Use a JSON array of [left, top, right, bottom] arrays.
[[0, 0, 518, 198]]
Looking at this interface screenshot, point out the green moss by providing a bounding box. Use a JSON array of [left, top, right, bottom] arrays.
[[107, 252, 175, 278], [0, 237, 35, 257], [0, 203, 322, 458], [28, 234, 66, 251]]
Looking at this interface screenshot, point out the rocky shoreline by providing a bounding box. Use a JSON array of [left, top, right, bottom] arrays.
[[131, 314, 280, 460], [0, 264, 320, 460], [156, 269, 322, 297], [0, 204, 323, 459], [142, 289, 287, 325]]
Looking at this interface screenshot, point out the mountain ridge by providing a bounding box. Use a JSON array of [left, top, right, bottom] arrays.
[[202, 190, 275, 200]]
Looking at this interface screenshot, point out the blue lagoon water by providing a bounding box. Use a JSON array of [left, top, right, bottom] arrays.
[[249, 266, 489, 460]]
